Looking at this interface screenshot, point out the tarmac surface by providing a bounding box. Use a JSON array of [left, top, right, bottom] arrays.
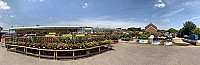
[[1, 43, 200, 65]]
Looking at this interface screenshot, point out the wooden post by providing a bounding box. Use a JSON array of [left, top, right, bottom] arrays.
[[14, 46, 16, 52], [99, 47, 100, 54], [39, 50, 40, 59], [24, 47, 26, 55], [87, 50, 90, 56], [6, 45, 8, 51], [25, 48, 27, 55], [56, 51, 57, 60], [73, 51, 75, 60], [108, 44, 109, 51], [54, 51, 56, 60]]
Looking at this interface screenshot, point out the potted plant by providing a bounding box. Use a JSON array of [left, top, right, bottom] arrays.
[[47, 43, 53, 49], [63, 44, 69, 50], [52, 43, 57, 49], [32, 43, 36, 48], [57, 43, 63, 50], [36, 43, 41, 48], [94, 42, 100, 46], [87, 43, 94, 48], [41, 43, 46, 49]]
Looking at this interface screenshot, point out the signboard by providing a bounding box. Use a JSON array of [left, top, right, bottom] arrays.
[[139, 40, 148, 44], [85, 28, 92, 30], [45, 35, 56, 37], [197, 40, 200, 43], [76, 34, 85, 37], [123, 32, 127, 33], [164, 42, 173, 45], [62, 34, 72, 37], [49, 32, 56, 35], [152, 41, 161, 45]]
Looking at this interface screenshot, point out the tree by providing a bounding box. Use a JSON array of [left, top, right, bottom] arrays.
[[183, 21, 196, 35], [192, 27, 200, 36], [127, 27, 141, 31], [178, 21, 196, 37], [177, 28, 184, 37], [157, 29, 166, 33], [0, 27, 2, 32], [167, 28, 178, 34]]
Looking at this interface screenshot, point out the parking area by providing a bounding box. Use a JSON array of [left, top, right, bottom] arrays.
[[1, 43, 200, 65]]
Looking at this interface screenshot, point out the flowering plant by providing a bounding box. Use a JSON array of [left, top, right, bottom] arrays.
[[52, 43, 57, 49], [63, 43, 69, 49]]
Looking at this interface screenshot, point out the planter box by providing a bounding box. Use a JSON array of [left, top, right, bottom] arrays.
[[151, 41, 161, 45], [196, 40, 200, 46], [164, 42, 173, 46], [111, 40, 118, 44], [139, 40, 149, 44]]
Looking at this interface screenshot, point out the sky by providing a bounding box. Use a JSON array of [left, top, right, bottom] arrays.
[[0, 0, 200, 30]]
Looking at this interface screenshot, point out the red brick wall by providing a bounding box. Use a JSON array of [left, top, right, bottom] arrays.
[[145, 27, 157, 34]]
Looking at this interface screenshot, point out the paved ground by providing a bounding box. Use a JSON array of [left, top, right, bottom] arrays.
[[1, 43, 200, 65]]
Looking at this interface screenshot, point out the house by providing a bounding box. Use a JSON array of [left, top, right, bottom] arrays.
[[145, 23, 157, 34]]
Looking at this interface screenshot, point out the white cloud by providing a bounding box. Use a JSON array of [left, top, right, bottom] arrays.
[[183, 1, 200, 6], [154, 0, 166, 8], [162, 19, 170, 22], [40, 0, 44, 2], [129, 18, 135, 20], [191, 16, 200, 20], [45, 19, 171, 30], [157, 0, 162, 2], [49, 17, 53, 20], [154, 3, 165, 8], [0, 21, 8, 27], [10, 15, 14, 18], [83, 3, 88, 8], [0, 1, 10, 10], [45, 19, 147, 29], [163, 8, 185, 17]]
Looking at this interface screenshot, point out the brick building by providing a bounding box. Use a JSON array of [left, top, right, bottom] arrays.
[[145, 23, 157, 34]]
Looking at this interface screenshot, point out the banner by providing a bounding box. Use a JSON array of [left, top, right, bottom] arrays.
[[62, 34, 72, 37], [76, 34, 85, 37], [152, 41, 161, 45], [85, 28, 92, 30], [49, 32, 56, 35]]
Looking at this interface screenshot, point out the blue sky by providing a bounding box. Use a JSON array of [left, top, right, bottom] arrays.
[[0, 0, 200, 30]]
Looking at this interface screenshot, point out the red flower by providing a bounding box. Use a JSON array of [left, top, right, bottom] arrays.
[[78, 43, 81, 46], [37, 44, 39, 46]]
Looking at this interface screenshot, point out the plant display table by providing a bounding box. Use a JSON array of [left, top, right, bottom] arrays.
[[6, 44, 110, 60], [5, 36, 112, 60]]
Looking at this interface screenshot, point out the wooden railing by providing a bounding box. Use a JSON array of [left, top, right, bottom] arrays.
[[6, 44, 110, 60]]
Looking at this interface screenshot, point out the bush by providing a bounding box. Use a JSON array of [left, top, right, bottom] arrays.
[[138, 36, 148, 39]]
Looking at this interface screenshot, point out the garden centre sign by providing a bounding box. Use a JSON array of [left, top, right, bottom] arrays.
[[84, 28, 92, 30], [76, 34, 85, 37]]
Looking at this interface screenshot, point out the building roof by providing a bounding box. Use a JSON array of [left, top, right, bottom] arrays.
[[9, 26, 82, 30], [145, 23, 157, 29]]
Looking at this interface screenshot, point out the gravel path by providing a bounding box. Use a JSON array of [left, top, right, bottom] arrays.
[[1, 43, 200, 65]]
